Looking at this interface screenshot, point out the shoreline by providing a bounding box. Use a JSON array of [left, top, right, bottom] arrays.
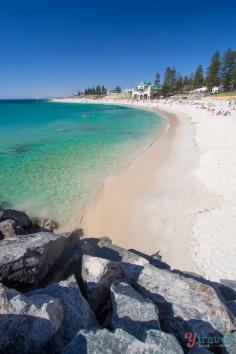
[[80, 104, 201, 274], [54, 97, 236, 281]]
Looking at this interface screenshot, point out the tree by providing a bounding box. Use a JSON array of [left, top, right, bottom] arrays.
[[205, 51, 221, 89], [161, 67, 177, 95], [194, 65, 204, 88], [154, 73, 161, 88], [114, 85, 121, 93], [188, 73, 194, 90], [175, 73, 183, 93], [221, 48, 236, 90]]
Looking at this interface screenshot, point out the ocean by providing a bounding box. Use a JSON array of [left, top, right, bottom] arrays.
[[0, 100, 164, 227]]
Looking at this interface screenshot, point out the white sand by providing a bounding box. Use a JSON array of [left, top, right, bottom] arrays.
[[53, 97, 236, 281]]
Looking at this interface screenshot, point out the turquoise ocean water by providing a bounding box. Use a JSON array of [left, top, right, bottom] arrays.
[[0, 100, 164, 227]]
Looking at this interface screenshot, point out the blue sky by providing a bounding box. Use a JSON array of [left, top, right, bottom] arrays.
[[0, 0, 236, 98]]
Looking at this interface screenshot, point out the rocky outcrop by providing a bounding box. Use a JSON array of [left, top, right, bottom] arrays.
[[27, 275, 98, 351], [63, 328, 183, 354], [0, 208, 31, 228], [0, 208, 236, 353], [81, 255, 125, 315], [35, 217, 58, 232], [0, 219, 18, 238], [110, 282, 160, 339], [0, 232, 66, 289], [0, 283, 63, 353], [135, 264, 236, 346]]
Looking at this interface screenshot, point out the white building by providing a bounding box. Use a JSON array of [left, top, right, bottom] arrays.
[[193, 86, 208, 93], [212, 86, 219, 94], [132, 82, 159, 100]]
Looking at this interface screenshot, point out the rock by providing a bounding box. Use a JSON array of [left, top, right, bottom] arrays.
[[36, 217, 58, 232], [144, 329, 183, 353], [96, 238, 149, 266], [40, 232, 82, 285], [27, 275, 98, 351], [44, 246, 82, 285], [110, 282, 160, 340], [96, 237, 170, 270], [0, 208, 31, 228], [0, 283, 63, 354], [221, 332, 236, 354], [0, 232, 67, 289], [82, 255, 125, 314], [220, 279, 236, 300], [97, 237, 112, 248], [129, 249, 171, 270], [134, 264, 236, 348], [63, 328, 183, 354], [226, 300, 236, 316], [0, 219, 17, 238]]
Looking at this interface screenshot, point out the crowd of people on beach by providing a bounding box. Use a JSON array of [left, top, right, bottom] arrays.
[[157, 98, 236, 118]]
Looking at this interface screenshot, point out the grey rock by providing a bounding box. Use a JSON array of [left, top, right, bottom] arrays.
[[0, 283, 63, 354], [144, 329, 183, 353], [63, 328, 183, 354], [36, 217, 58, 232], [44, 247, 82, 284], [97, 236, 112, 248], [0, 219, 17, 238], [0, 232, 66, 288], [0, 208, 31, 228], [82, 255, 124, 313], [221, 332, 236, 354], [220, 279, 236, 300], [96, 238, 149, 266], [129, 249, 171, 270], [27, 275, 98, 351], [135, 264, 236, 346], [110, 282, 160, 340], [96, 237, 170, 270], [226, 300, 236, 316], [41, 232, 82, 285]]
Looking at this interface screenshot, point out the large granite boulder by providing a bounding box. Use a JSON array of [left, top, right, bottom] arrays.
[[63, 328, 183, 354], [27, 275, 98, 351], [0, 219, 17, 238], [96, 237, 149, 266], [82, 255, 125, 314], [94, 237, 170, 270], [110, 282, 160, 340], [0, 208, 31, 228], [134, 264, 236, 347], [0, 232, 67, 289], [0, 283, 63, 354], [221, 332, 236, 354]]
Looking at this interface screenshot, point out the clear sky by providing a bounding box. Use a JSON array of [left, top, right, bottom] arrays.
[[0, 0, 236, 98]]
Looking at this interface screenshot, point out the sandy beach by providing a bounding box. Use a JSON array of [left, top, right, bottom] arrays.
[[53, 97, 236, 281]]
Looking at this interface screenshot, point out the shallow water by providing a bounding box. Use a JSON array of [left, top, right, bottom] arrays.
[[0, 100, 164, 226]]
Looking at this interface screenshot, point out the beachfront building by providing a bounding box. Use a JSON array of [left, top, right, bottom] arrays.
[[193, 86, 208, 93], [121, 88, 133, 97], [132, 82, 159, 100], [212, 86, 219, 94]]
